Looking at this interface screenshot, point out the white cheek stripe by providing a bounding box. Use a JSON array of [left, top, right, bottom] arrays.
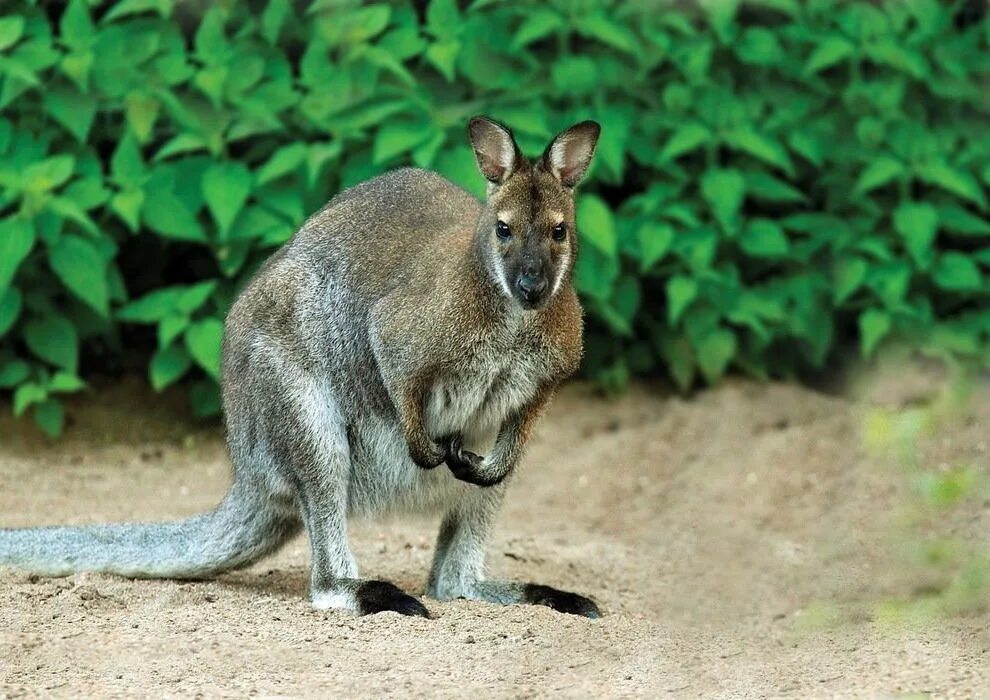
[[491, 251, 514, 299], [551, 247, 570, 296]]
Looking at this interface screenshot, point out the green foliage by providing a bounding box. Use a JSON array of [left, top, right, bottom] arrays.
[[0, 0, 989, 435]]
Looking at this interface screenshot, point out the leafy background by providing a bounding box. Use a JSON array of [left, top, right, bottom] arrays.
[[0, 0, 989, 436]]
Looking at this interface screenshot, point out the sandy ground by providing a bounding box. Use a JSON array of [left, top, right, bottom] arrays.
[[1, 365, 988, 698]]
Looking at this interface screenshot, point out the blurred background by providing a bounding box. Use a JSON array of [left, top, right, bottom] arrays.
[[1, 2, 989, 694], [0, 0, 988, 433]]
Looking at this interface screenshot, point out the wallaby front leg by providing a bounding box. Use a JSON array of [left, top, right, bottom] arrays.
[[427, 488, 600, 618], [399, 385, 447, 469], [444, 385, 555, 487]]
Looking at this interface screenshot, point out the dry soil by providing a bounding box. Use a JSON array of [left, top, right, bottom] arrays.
[[1, 365, 988, 698]]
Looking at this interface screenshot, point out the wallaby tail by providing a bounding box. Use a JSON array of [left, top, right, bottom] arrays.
[[0, 479, 301, 579]]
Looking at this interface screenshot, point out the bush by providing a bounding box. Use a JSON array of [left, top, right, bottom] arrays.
[[1, 0, 988, 435]]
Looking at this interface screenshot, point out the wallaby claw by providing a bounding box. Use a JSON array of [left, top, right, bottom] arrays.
[[442, 435, 504, 487]]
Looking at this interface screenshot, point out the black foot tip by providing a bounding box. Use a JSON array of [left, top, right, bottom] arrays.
[[356, 580, 431, 618], [523, 584, 602, 618]]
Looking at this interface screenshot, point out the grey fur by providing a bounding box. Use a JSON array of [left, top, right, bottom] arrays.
[[0, 119, 602, 618]]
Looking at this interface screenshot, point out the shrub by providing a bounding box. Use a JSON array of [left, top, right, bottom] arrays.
[[0, 0, 988, 435]]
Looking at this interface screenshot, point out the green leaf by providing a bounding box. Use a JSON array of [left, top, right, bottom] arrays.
[[854, 157, 906, 195], [103, 0, 172, 21], [177, 280, 218, 313], [24, 316, 78, 372], [736, 27, 783, 65], [513, 9, 563, 47], [256, 143, 307, 184], [659, 334, 696, 392], [696, 327, 736, 383], [576, 195, 618, 256], [24, 156, 76, 194], [916, 162, 987, 210], [203, 162, 253, 235], [574, 15, 639, 55], [44, 87, 96, 142], [834, 257, 867, 303], [124, 91, 161, 143], [111, 189, 145, 231], [700, 168, 745, 233], [932, 253, 983, 291], [117, 287, 184, 323], [658, 123, 711, 162], [859, 308, 891, 357], [425, 39, 460, 81], [723, 128, 793, 175], [262, 0, 291, 44], [143, 188, 207, 242], [184, 318, 224, 379], [892, 201, 938, 269], [804, 36, 854, 74], [0, 216, 35, 297], [48, 372, 85, 393], [13, 383, 47, 417], [667, 275, 698, 324], [373, 122, 431, 164], [33, 399, 65, 438], [743, 170, 806, 203], [0, 16, 26, 51], [158, 313, 189, 348], [61, 0, 95, 48], [637, 222, 674, 271], [937, 205, 990, 236], [0, 359, 29, 388], [0, 286, 22, 336], [110, 133, 147, 185], [740, 219, 789, 257], [150, 344, 192, 390], [48, 234, 109, 316]]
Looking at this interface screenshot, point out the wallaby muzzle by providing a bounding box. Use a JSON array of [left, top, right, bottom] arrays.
[[508, 250, 551, 309]]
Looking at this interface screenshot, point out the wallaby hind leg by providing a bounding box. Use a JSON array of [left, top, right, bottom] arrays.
[[266, 377, 428, 617], [427, 487, 600, 618]]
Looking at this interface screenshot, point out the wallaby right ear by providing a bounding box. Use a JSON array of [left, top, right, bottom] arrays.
[[468, 117, 522, 185]]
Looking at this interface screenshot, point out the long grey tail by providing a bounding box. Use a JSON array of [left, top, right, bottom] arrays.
[[0, 480, 302, 579]]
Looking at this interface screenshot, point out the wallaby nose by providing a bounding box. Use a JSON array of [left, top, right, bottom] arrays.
[[516, 273, 547, 300]]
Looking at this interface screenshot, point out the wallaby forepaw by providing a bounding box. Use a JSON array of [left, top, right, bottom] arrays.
[[523, 584, 601, 618], [409, 442, 446, 470], [443, 435, 504, 487], [356, 580, 431, 618]]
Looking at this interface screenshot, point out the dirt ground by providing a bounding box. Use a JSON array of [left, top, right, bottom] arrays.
[[1, 364, 988, 698]]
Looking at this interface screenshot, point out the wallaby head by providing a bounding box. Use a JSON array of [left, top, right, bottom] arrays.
[[468, 116, 600, 311]]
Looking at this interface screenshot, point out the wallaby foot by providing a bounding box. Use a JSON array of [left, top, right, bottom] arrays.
[[356, 580, 430, 617], [428, 578, 600, 618], [311, 579, 430, 618], [521, 583, 601, 618]]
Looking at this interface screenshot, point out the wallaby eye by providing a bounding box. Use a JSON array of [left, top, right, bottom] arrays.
[[551, 223, 567, 242], [495, 220, 512, 240]]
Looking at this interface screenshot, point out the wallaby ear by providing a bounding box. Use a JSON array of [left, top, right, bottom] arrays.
[[541, 121, 601, 188], [468, 116, 522, 185]]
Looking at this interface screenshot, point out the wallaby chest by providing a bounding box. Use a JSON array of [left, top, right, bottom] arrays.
[[423, 322, 547, 440]]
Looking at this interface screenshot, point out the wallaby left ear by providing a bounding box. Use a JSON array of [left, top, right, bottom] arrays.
[[540, 121, 601, 188], [468, 116, 523, 185]]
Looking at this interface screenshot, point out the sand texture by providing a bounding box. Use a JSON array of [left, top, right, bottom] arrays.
[[1, 368, 988, 698]]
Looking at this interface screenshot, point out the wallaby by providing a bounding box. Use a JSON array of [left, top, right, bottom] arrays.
[[0, 117, 602, 618]]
